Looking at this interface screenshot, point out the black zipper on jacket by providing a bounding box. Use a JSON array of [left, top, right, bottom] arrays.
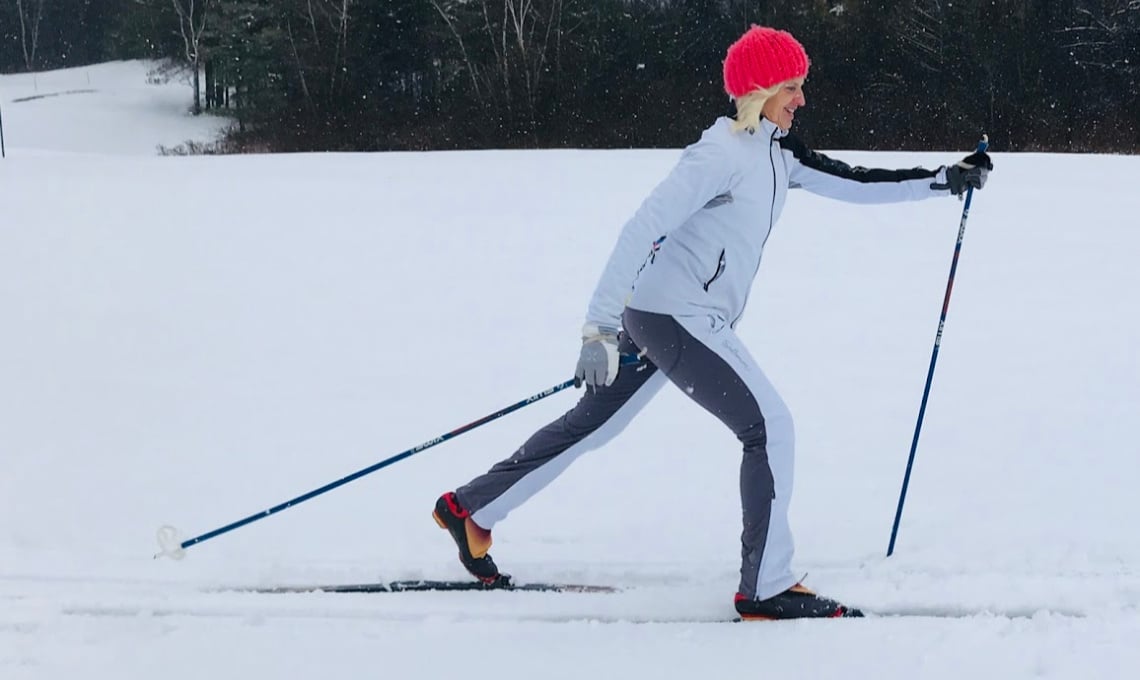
[[732, 128, 780, 328], [767, 130, 778, 237], [703, 249, 727, 291]]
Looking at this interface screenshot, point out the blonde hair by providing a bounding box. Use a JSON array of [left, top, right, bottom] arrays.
[[730, 83, 782, 134]]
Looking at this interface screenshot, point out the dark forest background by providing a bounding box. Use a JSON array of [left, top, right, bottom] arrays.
[[1, 0, 1137, 152]]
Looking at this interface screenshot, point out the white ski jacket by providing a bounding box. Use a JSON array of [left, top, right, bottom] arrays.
[[586, 117, 952, 330]]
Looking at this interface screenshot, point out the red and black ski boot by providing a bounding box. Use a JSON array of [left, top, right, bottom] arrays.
[[735, 583, 864, 621], [432, 492, 501, 584]]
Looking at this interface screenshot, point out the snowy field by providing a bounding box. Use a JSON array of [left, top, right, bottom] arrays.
[[0, 61, 227, 154], [3, 62, 1140, 679]]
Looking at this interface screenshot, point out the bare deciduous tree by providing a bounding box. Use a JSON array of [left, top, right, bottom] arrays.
[[282, 0, 353, 106], [899, 0, 947, 76], [13, 0, 46, 71], [1061, 0, 1140, 73], [431, 0, 566, 139], [171, 0, 214, 114]]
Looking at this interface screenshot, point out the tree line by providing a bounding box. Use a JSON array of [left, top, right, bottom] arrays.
[[2, 0, 1137, 152]]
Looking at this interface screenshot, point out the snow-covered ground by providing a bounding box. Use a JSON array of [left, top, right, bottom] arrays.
[[3, 63, 1140, 679], [0, 60, 227, 155]]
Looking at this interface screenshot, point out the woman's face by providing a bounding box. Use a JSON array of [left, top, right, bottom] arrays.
[[762, 78, 807, 131]]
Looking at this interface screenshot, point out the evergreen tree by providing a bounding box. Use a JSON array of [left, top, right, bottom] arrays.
[[0, 0, 1135, 152]]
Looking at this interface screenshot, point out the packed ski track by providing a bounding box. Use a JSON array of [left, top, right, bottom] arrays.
[[3, 62, 1140, 679]]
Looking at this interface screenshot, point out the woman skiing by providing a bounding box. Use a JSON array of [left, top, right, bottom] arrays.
[[432, 25, 992, 620]]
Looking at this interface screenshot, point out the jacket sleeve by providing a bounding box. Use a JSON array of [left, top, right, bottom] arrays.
[[780, 133, 951, 204], [585, 127, 737, 328]]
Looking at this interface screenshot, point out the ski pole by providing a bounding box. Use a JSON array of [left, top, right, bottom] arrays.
[[156, 356, 639, 559], [887, 135, 989, 557]]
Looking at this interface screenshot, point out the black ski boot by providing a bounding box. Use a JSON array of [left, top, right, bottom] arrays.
[[432, 492, 501, 584], [735, 584, 864, 621]]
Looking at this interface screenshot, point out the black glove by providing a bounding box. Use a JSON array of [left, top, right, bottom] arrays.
[[932, 151, 993, 196]]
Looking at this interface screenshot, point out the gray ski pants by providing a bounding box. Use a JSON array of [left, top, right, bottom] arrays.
[[455, 307, 797, 599]]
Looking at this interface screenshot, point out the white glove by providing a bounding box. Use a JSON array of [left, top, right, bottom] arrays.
[[574, 323, 620, 389]]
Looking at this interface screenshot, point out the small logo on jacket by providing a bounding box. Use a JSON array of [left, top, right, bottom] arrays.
[[634, 235, 668, 285]]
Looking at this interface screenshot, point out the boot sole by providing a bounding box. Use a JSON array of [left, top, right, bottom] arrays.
[[737, 607, 851, 621]]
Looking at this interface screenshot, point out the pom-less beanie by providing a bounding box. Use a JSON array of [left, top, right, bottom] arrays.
[[723, 26, 810, 98]]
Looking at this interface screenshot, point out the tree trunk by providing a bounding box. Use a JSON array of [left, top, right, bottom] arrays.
[[16, 0, 45, 72], [192, 58, 202, 115], [204, 60, 214, 110]]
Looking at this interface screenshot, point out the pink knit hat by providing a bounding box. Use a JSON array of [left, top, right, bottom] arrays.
[[723, 26, 810, 98]]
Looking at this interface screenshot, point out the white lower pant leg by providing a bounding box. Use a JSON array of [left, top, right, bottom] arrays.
[[673, 316, 798, 600]]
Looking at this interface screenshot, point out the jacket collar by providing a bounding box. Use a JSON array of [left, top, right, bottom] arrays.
[[759, 117, 788, 139]]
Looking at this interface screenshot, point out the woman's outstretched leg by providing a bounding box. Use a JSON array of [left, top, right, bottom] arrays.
[[434, 333, 665, 581]]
